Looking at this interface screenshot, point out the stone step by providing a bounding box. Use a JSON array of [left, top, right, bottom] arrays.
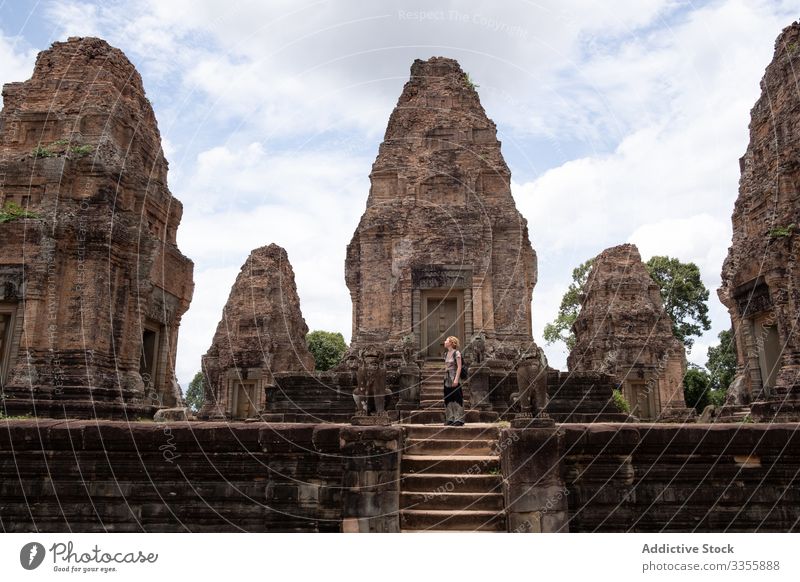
[[400, 529, 504, 533], [259, 412, 354, 423], [403, 424, 500, 440], [400, 509, 506, 532], [550, 412, 628, 423], [401, 491, 504, 512], [404, 438, 495, 456], [419, 399, 472, 408], [418, 391, 470, 399], [400, 473, 503, 494], [400, 409, 498, 424], [419, 388, 448, 395], [421, 382, 468, 390], [420, 383, 467, 390], [402, 454, 499, 475]]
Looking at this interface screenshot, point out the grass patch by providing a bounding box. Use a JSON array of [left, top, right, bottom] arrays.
[[0, 201, 39, 223], [32, 140, 94, 159], [0, 411, 34, 420], [768, 223, 795, 238], [70, 144, 93, 156], [612, 388, 631, 413], [32, 145, 55, 158]]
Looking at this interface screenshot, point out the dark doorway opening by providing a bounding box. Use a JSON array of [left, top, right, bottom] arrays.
[[140, 326, 160, 392]]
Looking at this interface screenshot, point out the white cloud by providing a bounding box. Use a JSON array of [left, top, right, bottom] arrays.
[[43, 0, 680, 141], [43, 2, 101, 36], [173, 142, 370, 385], [628, 214, 731, 288], [175, 266, 240, 384], [0, 33, 37, 100]]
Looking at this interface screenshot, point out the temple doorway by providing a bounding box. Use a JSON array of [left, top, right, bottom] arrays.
[[625, 380, 657, 420], [421, 291, 464, 359], [0, 305, 15, 387], [139, 323, 162, 392], [754, 317, 781, 395], [232, 381, 257, 419]]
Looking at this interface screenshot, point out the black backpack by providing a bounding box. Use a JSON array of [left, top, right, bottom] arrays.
[[455, 349, 469, 382]]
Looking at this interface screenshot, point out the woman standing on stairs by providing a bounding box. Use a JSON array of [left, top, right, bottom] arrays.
[[444, 336, 465, 426]]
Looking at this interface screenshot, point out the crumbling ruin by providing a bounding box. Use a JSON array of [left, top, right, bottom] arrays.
[[0, 37, 194, 419], [567, 244, 691, 420], [4, 24, 800, 534], [199, 244, 314, 420], [719, 22, 800, 422], [344, 56, 538, 370]]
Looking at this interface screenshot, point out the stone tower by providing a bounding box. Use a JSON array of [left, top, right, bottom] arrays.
[[567, 244, 690, 420], [0, 37, 194, 418], [718, 21, 800, 421], [344, 57, 538, 368], [199, 244, 314, 420]]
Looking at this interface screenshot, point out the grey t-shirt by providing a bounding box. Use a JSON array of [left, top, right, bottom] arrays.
[[445, 349, 461, 379]]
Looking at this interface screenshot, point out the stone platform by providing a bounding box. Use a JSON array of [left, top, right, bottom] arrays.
[[1, 418, 798, 533]]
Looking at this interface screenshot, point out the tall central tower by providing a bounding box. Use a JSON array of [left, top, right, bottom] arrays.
[[345, 57, 537, 367]]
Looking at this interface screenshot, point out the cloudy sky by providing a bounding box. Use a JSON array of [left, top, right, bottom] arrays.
[[1, 0, 796, 390]]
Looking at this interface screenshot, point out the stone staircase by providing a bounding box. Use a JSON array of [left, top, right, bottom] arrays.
[[399, 424, 506, 532], [711, 404, 752, 423], [401, 360, 498, 424]]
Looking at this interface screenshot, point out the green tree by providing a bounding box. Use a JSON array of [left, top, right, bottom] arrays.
[[706, 328, 736, 392], [306, 330, 347, 371], [645, 256, 711, 350], [184, 371, 205, 412], [683, 363, 727, 412], [543, 258, 594, 350], [683, 364, 712, 412]]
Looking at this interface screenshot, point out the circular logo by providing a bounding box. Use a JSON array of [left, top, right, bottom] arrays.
[[20, 542, 46, 570]]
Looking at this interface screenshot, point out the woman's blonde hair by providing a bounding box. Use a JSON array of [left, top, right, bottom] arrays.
[[446, 336, 460, 349]]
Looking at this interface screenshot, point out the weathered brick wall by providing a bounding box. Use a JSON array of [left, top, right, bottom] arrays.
[[0, 420, 401, 532], [559, 423, 800, 532], [3, 420, 798, 532]]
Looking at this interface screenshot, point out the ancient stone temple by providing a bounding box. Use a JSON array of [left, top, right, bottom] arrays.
[[199, 244, 315, 420], [0, 37, 194, 418], [718, 22, 800, 421], [567, 244, 691, 421], [344, 56, 538, 369]]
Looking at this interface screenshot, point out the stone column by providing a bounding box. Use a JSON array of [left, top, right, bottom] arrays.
[[463, 287, 473, 340], [340, 425, 402, 532], [472, 277, 484, 330], [501, 427, 569, 532]]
